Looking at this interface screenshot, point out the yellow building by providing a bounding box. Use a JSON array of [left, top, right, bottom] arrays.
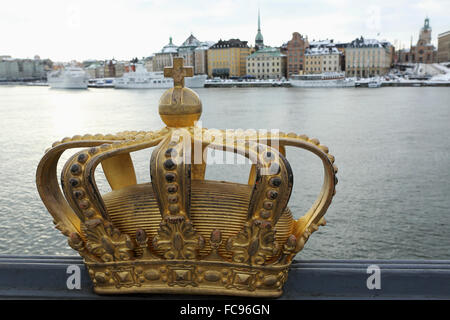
[[207, 39, 250, 78]]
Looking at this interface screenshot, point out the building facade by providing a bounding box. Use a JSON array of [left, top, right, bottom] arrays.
[[437, 31, 450, 63], [0, 56, 51, 81], [178, 34, 202, 69], [194, 41, 214, 75], [304, 46, 341, 74], [153, 37, 179, 71], [207, 39, 250, 78], [246, 47, 286, 79], [285, 32, 308, 77], [345, 37, 393, 77]]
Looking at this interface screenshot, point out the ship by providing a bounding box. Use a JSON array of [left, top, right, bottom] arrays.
[[115, 64, 206, 89], [289, 73, 355, 88], [46, 67, 88, 89], [88, 78, 115, 88]]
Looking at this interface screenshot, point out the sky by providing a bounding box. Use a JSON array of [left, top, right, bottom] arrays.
[[1, 0, 449, 62]]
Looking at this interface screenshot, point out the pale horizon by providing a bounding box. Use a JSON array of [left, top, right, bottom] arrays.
[[1, 0, 449, 62]]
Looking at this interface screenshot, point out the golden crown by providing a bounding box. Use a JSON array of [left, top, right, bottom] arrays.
[[36, 58, 338, 297]]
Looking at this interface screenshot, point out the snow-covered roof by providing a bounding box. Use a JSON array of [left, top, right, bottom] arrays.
[[195, 41, 215, 51], [305, 46, 340, 55], [159, 37, 178, 54], [348, 37, 389, 48], [309, 39, 334, 47], [180, 34, 201, 48]]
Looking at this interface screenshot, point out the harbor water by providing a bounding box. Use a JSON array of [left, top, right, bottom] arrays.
[[0, 86, 449, 260]]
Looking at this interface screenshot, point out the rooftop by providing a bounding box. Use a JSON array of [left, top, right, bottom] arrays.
[[247, 47, 285, 58], [210, 39, 249, 49]]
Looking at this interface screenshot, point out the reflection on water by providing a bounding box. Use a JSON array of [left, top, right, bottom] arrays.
[[0, 86, 449, 259]]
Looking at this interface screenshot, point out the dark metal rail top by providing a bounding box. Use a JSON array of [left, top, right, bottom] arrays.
[[0, 256, 449, 299]]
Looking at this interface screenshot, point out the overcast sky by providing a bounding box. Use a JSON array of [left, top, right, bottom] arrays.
[[1, 0, 449, 62]]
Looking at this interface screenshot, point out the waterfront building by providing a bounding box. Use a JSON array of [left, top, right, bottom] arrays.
[[104, 59, 117, 77], [194, 41, 214, 75], [255, 8, 264, 50], [285, 32, 309, 77], [345, 37, 393, 77], [84, 63, 98, 79], [0, 56, 51, 81], [178, 34, 202, 69], [304, 45, 342, 74], [437, 31, 450, 62], [178, 34, 214, 75], [153, 37, 179, 72], [246, 47, 286, 79], [207, 39, 250, 78], [397, 18, 437, 64]]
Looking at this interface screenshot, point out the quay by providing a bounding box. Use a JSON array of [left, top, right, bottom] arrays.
[[356, 81, 450, 87], [0, 256, 449, 299]]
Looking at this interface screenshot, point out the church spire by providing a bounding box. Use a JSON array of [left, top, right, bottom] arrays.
[[255, 7, 264, 49], [258, 8, 261, 32]]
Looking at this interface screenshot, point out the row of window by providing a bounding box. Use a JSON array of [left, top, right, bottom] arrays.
[[305, 60, 338, 65], [247, 62, 280, 67], [305, 67, 338, 71], [248, 68, 281, 73], [249, 57, 281, 61]]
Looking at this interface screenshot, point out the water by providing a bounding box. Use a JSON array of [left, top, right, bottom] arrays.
[[0, 86, 449, 260]]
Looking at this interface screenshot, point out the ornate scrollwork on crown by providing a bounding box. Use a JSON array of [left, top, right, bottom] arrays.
[[153, 215, 205, 260]]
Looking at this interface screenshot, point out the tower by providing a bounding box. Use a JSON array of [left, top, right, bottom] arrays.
[[255, 8, 264, 50], [418, 17, 432, 45]]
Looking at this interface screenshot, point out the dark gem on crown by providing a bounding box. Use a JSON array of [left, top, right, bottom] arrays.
[[69, 178, 80, 187], [165, 172, 176, 182], [73, 190, 84, 199], [77, 153, 88, 163], [165, 148, 177, 158], [167, 184, 178, 193], [164, 159, 177, 170], [267, 190, 278, 199], [269, 177, 282, 187], [70, 164, 81, 175], [168, 195, 178, 203]]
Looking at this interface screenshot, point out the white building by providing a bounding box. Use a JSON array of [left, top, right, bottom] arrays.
[[304, 46, 342, 74], [153, 37, 179, 72]]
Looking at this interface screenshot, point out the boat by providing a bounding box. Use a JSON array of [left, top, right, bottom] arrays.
[[368, 78, 382, 88], [115, 64, 206, 89], [88, 78, 115, 88], [289, 73, 355, 88], [47, 67, 88, 89]]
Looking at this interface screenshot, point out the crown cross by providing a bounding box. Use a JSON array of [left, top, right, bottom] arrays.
[[164, 57, 193, 88]]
